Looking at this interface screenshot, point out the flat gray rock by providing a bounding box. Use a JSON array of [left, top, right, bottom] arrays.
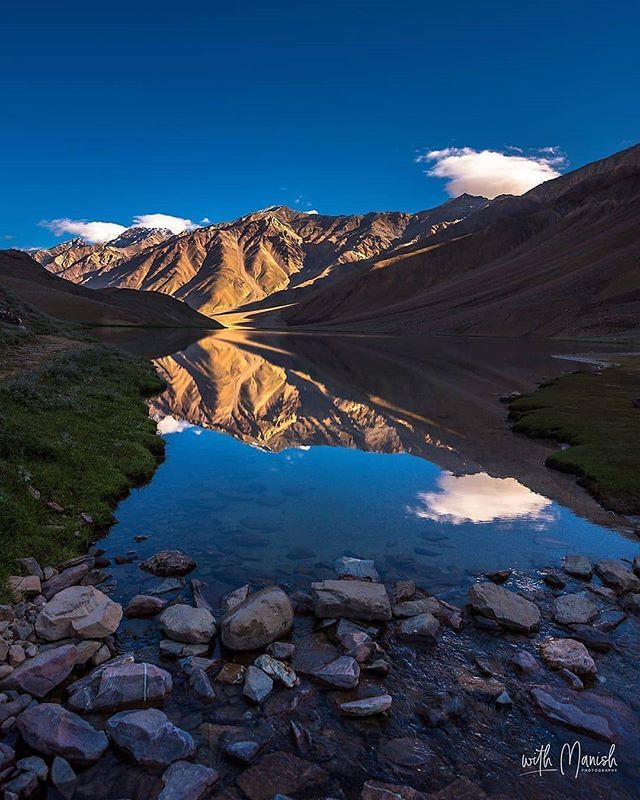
[[563, 555, 593, 579], [468, 582, 540, 632], [334, 556, 379, 582], [594, 560, 640, 593], [553, 593, 598, 625], [124, 594, 166, 618], [397, 612, 440, 641], [51, 756, 77, 800], [311, 580, 392, 621], [531, 687, 612, 740], [243, 665, 273, 703], [160, 604, 217, 644], [311, 655, 360, 688], [106, 708, 194, 768], [339, 694, 392, 716], [68, 660, 172, 712]]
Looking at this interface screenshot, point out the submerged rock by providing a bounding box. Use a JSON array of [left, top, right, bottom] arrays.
[[311, 579, 392, 621], [219, 586, 293, 651], [235, 751, 328, 800], [139, 550, 197, 577], [17, 703, 108, 764], [468, 582, 540, 632], [158, 760, 219, 800], [562, 555, 593, 579], [553, 593, 598, 625], [531, 687, 613, 740], [393, 598, 439, 618], [538, 638, 597, 676], [339, 693, 392, 716], [334, 556, 379, 582], [221, 584, 250, 612], [67, 660, 172, 712], [397, 612, 440, 641], [221, 725, 273, 764], [106, 708, 195, 767], [594, 560, 640, 593], [35, 586, 122, 641], [0, 643, 76, 698], [124, 594, 166, 618], [160, 604, 217, 644]]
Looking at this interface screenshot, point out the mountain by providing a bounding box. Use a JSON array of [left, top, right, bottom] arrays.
[[0, 250, 219, 328], [283, 144, 640, 338], [32, 198, 489, 317]]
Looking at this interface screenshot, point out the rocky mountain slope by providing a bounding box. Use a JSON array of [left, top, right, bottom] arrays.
[[0, 250, 218, 328]]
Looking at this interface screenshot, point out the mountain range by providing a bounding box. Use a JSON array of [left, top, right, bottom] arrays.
[[24, 143, 640, 338]]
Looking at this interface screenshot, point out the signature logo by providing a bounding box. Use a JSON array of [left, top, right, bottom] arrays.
[[520, 742, 617, 779]]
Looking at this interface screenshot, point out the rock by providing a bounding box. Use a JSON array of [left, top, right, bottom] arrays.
[[3, 770, 39, 797], [393, 598, 439, 618], [291, 591, 314, 615], [311, 580, 392, 621], [568, 624, 612, 652], [179, 655, 220, 675], [266, 641, 295, 660], [7, 575, 41, 599], [486, 569, 512, 583], [67, 660, 172, 712], [311, 655, 360, 688], [620, 593, 640, 613], [50, 757, 77, 799], [393, 580, 416, 603], [594, 559, 640, 593], [115, 554, 136, 565], [563, 555, 593, 579], [334, 556, 379, 582], [553, 593, 598, 625], [189, 579, 213, 612], [361, 781, 428, 800], [495, 690, 512, 707], [235, 752, 328, 800], [91, 644, 111, 666], [634, 554, 640, 577], [158, 761, 219, 800], [539, 638, 597, 676], [468, 582, 540, 632], [140, 550, 197, 577], [35, 586, 122, 641], [541, 569, 566, 589], [531, 687, 613, 740], [124, 594, 166, 618], [106, 708, 195, 767], [559, 668, 584, 690], [219, 586, 293, 651], [457, 671, 506, 699], [254, 654, 299, 688], [397, 612, 440, 641], [42, 563, 92, 600], [8, 644, 25, 666], [434, 598, 464, 631], [0, 605, 15, 623], [16, 558, 44, 581], [160, 605, 217, 644], [511, 650, 538, 671], [159, 640, 209, 658], [221, 725, 273, 764], [597, 610, 627, 631], [379, 736, 432, 769], [16, 754, 48, 780], [215, 662, 246, 685], [17, 703, 108, 764], [150, 578, 184, 595], [0, 693, 31, 724], [243, 666, 273, 703], [0, 742, 15, 771], [340, 693, 392, 716], [221, 584, 250, 612], [0, 644, 76, 697], [189, 668, 216, 704], [335, 619, 374, 661]]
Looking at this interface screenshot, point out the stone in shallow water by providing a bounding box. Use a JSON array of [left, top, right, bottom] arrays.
[[397, 612, 440, 641], [139, 550, 197, 577], [189, 667, 216, 704], [158, 760, 219, 800], [559, 668, 584, 690], [160, 604, 217, 644], [124, 594, 166, 617], [538, 638, 597, 676], [311, 655, 360, 688], [3, 770, 39, 797], [266, 641, 295, 660], [311, 580, 392, 621], [531, 687, 613, 740], [221, 584, 250, 612], [67, 660, 173, 712], [0, 644, 76, 698], [567, 624, 612, 653], [594, 559, 640, 593], [254, 654, 299, 688], [16, 754, 48, 780], [562, 555, 593, 579], [106, 708, 195, 768], [243, 666, 273, 703], [160, 639, 210, 658], [511, 650, 538, 671], [149, 578, 184, 595], [51, 756, 77, 800], [335, 619, 374, 662], [220, 724, 273, 764], [361, 780, 429, 800], [468, 582, 540, 632], [235, 751, 329, 800], [379, 736, 432, 768], [339, 693, 392, 717], [216, 662, 246, 685], [17, 703, 108, 764], [393, 598, 439, 618], [334, 556, 379, 582], [553, 593, 598, 625], [219, 586, 293, 651], [36, 585, 122, 641]]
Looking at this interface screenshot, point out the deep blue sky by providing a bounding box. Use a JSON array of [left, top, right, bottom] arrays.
[[1, 1, 638, 248]]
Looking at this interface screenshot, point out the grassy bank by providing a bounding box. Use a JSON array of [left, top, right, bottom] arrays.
[[509, 358, 640, 515], [0, 294, 165, 598]]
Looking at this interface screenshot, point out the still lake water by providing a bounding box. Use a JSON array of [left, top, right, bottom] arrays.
[[102, 331, 638, 607]]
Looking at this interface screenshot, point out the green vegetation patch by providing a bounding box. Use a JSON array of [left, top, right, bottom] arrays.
[[509, 358, 640, 515], [0, 341, 165, 598]]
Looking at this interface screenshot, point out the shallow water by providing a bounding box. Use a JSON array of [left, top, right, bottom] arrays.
[[93, 331, 640, 800]]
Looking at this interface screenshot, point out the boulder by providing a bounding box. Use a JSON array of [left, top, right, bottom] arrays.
[[339, 694, 392, 716], [50, 757, 77, 800], [42, 562, 93, 600], [311, 655, 360, 688], [0, 644, 76, 697], [106, 708, 194, 768], [7, 575, 41, 598], [539, 638, 597, 676], [468, 582, 540, 632], [139, 550, 196, 577], [35, 586, 122, 641], [243, 666, 273, 703], [160, 605, 217, 644], [334, 556, 379, 582], [219, 586, 293, 651], [397, 612, 440, 641], [16, 703, 108, 764], [158, 761, 219, 800], [562, 555, 593, 579], [553, 594, 598, 625], [311, 580, 392, 621], [594, 560, 640, 593], [254, 654, 299, 688], [68, 660, 172, 712], [124, 594, 166, 618]]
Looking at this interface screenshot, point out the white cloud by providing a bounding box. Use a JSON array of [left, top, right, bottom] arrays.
[[418, 147, 566, 199], [408, 471, 553, 525], [41, 219, 127, 244], [133, 214, 199, 234]]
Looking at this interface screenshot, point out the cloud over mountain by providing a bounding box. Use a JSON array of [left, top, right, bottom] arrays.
[[41, 213, 202, 244]]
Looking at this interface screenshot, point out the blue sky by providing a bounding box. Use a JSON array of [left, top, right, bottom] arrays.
[[1, 0, 637, 248]]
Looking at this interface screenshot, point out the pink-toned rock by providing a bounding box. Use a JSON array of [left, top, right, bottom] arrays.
[[0, 644, 77, 698], [17, 703, 108, 764], [36, 586, 122, 641]]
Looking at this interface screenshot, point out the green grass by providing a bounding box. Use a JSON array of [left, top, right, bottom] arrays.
[[509, 358, 640, 515], [0, 337, 165, 599]]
